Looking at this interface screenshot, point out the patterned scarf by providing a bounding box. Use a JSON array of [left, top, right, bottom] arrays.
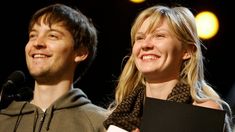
[[103, 82, 192, 131]]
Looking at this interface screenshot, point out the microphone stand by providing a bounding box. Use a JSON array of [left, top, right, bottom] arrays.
[[0, 83, 16, 110], [0, 85, 33, 110]]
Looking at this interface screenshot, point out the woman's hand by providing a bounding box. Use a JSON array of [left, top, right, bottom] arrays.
[[132, 128, 140, 132]]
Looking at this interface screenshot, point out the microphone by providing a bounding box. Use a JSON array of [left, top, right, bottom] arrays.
[[13, 86, 33, 101], [0, 70, 26, 109], [1, 70, 25, 90]]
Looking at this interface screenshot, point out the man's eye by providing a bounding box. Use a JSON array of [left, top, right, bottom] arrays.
[[29, 34, 37, 40], [48, 34, 59, 39]]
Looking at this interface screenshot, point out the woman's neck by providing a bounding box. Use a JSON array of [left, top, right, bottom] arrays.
[[146, 79, 179, 100]]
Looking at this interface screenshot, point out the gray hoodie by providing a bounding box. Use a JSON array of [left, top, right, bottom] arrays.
[[0, 88, 107, 132]]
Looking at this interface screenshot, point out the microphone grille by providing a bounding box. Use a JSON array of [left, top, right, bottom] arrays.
[[7, 70, 25, 86]]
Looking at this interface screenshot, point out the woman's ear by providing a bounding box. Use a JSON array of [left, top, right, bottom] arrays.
[[74, 47, 88, 63], [182, 44, 196, 60]]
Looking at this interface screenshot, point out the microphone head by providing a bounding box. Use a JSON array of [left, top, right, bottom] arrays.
[[7, 70, 25, 86]]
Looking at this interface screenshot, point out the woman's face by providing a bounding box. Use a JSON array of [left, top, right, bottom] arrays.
[[132, 18, 189, 82]]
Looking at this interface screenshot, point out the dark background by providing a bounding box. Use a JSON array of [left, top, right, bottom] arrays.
[[0, 0, 234, 109]]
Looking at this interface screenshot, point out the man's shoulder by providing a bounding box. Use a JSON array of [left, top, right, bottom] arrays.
[[81, 103, 108, 116]]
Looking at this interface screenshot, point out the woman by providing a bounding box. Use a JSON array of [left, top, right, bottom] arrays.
[[103, 5, 233, 132]]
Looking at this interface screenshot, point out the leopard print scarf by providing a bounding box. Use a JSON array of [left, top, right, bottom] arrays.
[[103, 82, 192, 131]]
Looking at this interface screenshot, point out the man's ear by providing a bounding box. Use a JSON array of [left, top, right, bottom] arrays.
[[182, 44, 196, 60], [74, 47, 88, 63]]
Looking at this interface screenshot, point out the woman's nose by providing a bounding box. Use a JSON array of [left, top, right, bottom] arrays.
[[141, 36, 154, 50]]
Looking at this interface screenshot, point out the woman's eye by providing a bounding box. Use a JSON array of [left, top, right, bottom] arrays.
[[155, 34, 165, 38], [136, 36, 144, 40]]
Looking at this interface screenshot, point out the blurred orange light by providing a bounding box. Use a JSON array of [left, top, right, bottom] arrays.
[[130, 0, 145, 4]]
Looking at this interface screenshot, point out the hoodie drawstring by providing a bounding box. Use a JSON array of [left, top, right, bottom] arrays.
[[46, 106, 54, 130], [13, 102, 27, 132], [33, 108, 39, 132]]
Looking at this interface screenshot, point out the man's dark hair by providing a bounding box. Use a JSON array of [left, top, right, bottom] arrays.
[[28, 3, 98, 83]]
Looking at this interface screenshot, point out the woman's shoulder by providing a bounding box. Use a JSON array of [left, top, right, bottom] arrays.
[[193, 100, 221, 110]]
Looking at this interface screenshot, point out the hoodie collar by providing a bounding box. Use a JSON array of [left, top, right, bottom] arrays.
[[0, 88, 91, 116]]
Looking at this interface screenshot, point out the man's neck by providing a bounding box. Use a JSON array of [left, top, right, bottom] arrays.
[[31, 81, 72, 110]]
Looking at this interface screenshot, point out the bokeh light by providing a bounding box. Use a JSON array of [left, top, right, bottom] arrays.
[[195, 11, 219, 39]]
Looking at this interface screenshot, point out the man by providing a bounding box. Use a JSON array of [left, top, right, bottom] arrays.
[[0, 3, 107, 132]]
